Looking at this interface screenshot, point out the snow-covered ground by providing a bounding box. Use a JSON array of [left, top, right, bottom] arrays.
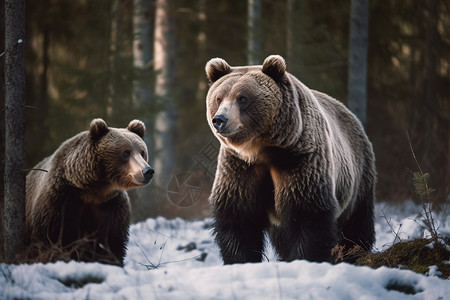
[[1, 201, 449, 300]]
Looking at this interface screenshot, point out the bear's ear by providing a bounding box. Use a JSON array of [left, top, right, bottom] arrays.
[[127, 120, 145, 139], [89, 118, 109, 140], [262, 55, 286, 81], [205, 58, 232, 83]]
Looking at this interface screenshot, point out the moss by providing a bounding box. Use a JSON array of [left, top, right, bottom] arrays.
[[357, 237, 450, 279]]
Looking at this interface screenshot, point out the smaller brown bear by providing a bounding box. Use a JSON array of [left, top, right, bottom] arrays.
[[26, 118, 154, 266]]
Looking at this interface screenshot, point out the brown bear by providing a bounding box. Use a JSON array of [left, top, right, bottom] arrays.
[[205, 55, 376, 264], [26, 118, 154, 266]]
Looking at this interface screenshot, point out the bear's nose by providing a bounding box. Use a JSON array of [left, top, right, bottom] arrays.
[[212, 114, 228, 133], [143, 166, 154, 182]]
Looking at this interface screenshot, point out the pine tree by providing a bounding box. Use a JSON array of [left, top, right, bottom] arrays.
[[4, 0, 26, 262]]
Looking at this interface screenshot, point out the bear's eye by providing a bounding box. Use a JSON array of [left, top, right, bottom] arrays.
[[122, 150, 131, 159], [237, 96, 247, 103], [217, 97, 221, 104], [141, 151, 146, 158]]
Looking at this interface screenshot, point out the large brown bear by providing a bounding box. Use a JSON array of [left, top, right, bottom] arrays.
[[26, 118, 154, 266], [205, 55, 376, 264]]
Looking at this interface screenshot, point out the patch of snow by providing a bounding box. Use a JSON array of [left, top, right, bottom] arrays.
[[1, 202, 449, 300], [425, 241, 434, 249], [427, 265, 442, 277]]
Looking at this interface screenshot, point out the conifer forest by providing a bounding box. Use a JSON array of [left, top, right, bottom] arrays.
[[1, 0, 449, 224]]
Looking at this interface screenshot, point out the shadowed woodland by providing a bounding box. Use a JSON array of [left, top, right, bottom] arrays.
[[1, 0, 448, 237]]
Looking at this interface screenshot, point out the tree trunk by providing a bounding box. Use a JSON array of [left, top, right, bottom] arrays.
[[422, 0, 447, 206], [0, 0, 6, 261], [153, 0, 176, 190], [286, 0, 293, 66], [247, 0, 261, 65], [347, 0, 369, 127], [130, 0, 154, 205], [107, 0, 120, 119], [195, 0, 207, 102], [133, 0, 152, 114], [4, 0, 26, 262]]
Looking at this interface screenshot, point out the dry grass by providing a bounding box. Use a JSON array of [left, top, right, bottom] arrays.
[[356, 237, 450, 279], [331, 244, 365, 264], [9, 237, 122, 266]]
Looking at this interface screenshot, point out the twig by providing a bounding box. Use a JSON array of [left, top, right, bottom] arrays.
[[155, 255, 204, 267], [24, 105, 40, 110], [134, 231, 182, 270], [134, 242, 158, 270], [407, 131, 423, 175], [27, 168, 48, 172], [381, 208, 402, 244]]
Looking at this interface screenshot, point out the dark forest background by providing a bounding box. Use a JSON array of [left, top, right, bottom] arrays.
[[1, 0, 449, 223]]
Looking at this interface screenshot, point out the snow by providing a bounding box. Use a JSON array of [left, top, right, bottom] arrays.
[[1, 201, 449, 300]]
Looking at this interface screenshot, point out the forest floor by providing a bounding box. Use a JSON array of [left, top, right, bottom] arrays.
[[1, 201, 449, 300]]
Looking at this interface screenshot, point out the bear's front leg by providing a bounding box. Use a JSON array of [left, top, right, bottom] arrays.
[[270, 168, 339, 262], [213, 203, 266, 264], [211, 152, 272, 264], [95, 193, 131, 266]]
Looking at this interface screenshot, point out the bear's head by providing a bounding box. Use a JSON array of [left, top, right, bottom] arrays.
[[89, 118, 154, 191], [205, 55, 293, 162]]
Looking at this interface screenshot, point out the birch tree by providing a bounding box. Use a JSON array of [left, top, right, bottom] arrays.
[[153, 0, 175, 189], [347, 0, 369, 127], [4, 0, 26, 262]]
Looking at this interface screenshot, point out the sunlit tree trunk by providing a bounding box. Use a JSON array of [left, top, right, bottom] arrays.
[[133, 0, 153, 144], [195, 0, 207, 102], [153, 0, 175, 189], [247, 0, 261, 65], [130, 0, 154, 204], [347, 0, 369, 127], [4, 0, 26, 262]]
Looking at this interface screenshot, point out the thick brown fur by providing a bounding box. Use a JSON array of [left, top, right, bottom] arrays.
[[205, 55, 376, 264], [26, 119, 154, 266]]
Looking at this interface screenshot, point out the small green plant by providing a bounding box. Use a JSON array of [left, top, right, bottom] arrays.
[[412, 172, 435, 199], [408, 135, 440, 246], [412, 172, 439, 242], [356, 136, 450, 279]]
